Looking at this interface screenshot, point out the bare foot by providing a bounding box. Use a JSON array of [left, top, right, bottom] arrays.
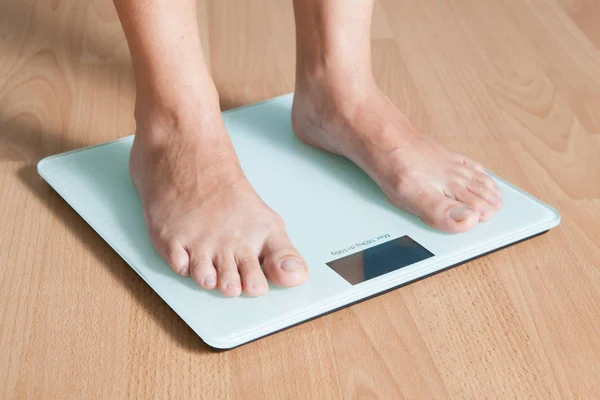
[[130, 97, 308, 297], [292, 78, 503, 233]]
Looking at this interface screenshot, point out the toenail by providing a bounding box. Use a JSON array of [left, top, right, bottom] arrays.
[[489, 193, 502, 204], [226, 281, 240, 289], [178, 265, 189, 276], [449, 206, 474, 222], [204, 276, 216, 288], [280, 258, 305, 272]]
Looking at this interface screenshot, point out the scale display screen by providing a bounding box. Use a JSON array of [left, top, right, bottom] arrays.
[[326, 236, 434, 285]]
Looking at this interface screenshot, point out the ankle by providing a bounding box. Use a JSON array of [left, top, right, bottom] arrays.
[[134, 81, 224, 146], [298, 59, 375, 94], [135, 79, 220, 122], [294, 63, 378, 123]]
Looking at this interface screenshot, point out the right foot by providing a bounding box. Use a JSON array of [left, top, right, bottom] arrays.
[[291, 76, 504, 233], [129, 96, 308, 297]]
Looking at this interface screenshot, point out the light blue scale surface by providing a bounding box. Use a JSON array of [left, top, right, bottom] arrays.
[[37, 93, 560, 349]]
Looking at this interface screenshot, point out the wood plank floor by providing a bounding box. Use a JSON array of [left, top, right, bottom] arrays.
[[1, 0, 599, 398]]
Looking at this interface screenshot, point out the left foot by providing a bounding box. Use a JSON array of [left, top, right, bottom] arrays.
[[292, 76, 503, 233]]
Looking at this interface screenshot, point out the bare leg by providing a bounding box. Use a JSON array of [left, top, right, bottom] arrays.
[[292, 0, 503, 232], [114, 0, 308, 297]]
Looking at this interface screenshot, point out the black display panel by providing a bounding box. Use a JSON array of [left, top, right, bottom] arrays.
[[326, 236, 434, 285]]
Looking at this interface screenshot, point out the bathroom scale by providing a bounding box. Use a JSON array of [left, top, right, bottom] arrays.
[[37, 93, 560, 350]]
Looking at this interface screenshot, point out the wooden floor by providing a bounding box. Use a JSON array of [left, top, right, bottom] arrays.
[[1, 0, 599, 398]]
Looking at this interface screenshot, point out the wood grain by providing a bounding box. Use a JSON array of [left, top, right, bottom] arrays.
[[1, 0, 599, 398]]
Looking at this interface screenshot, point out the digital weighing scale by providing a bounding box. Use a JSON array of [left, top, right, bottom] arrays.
[[37, 93, 561, 350]]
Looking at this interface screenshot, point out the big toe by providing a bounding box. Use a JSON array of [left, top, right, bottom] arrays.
[[408, 191, 481, 233], [261, 233, 308, 287]]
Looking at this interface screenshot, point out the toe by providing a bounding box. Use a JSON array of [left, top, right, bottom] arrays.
[[189, 250, 217, 290], [236, 252, 268, 297], [153, 237, 190, 276], [467, 180, 503, 211], [453, 185, 496, 222], [462, 158, 485, 173], [214, 253, 242, 297], [408, 190, 480, 233], [473, 171, 502, 197], [261, 233, 308, 287]]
